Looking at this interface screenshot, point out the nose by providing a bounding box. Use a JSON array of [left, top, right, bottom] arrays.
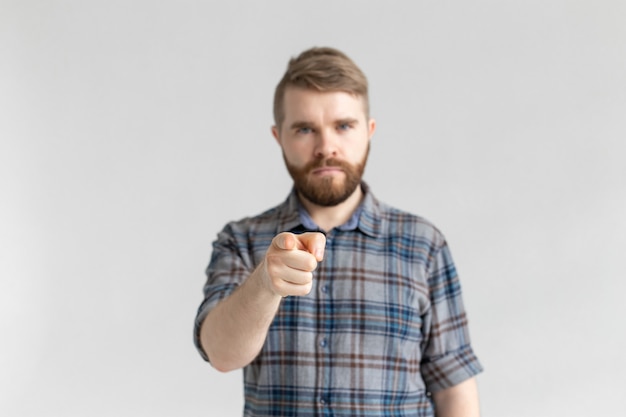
[[313, 128, 338, 159]]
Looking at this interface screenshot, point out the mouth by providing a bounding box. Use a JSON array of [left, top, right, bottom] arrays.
[[311, 167, 344, 176]]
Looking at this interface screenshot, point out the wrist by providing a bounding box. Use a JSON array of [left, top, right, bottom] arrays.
[[252, 260, 284, 301]]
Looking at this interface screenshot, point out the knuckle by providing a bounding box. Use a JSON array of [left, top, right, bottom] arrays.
[[298, 281, 313, 295], [271, 280, 287, 296], [301, 271, 313, 285], [305, 255, 318, 271], [265, 252, 283, 268]]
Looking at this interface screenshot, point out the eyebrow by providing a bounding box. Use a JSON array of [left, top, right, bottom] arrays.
[[289, 118, 360, 130], [289, 121, 315, 131], [335, 118, 359, 126]]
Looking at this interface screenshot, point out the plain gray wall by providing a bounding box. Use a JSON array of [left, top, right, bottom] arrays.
[[2, 1, 625, 416]]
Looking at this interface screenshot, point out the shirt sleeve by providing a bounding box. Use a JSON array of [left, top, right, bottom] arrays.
[[193, 223, 253, 362], [420, 239, 483, 392]]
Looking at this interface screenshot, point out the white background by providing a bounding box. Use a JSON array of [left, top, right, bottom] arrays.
[[2, 1, 625, 416]]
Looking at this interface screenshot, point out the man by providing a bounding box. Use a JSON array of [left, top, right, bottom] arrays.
[[194, 47, 483, 416]]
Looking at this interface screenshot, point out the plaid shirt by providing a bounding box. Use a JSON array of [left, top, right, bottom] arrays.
[[194, 183, 483, 416]]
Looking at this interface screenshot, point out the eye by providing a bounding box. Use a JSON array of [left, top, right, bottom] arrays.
[[337, 123, 352, 131], [297, 127, 313, 134]]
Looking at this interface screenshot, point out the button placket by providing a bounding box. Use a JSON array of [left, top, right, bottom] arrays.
[[319, 337, 328, 348], [316, 231, 333, 412]]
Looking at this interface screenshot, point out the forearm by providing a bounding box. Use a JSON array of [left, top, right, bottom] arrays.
[[199, 262, 283, 372], [432, 377, 480, 417]]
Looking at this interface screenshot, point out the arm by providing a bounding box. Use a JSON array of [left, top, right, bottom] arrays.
[[432, 377, 480, 417], [420, 237, 483, 409], [198, 232, 325, 372]]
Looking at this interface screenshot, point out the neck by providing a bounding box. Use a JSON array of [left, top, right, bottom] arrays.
[[298, 186, 364, 232]]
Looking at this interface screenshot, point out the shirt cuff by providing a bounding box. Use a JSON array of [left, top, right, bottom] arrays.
[[421, 344, 484, 393], [193, 283, 239, 362]]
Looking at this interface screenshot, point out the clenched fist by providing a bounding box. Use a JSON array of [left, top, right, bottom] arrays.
[[261, 232, 326, 297]]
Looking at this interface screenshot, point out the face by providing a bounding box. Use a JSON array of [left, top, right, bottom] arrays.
[[272, 87, 376, 207]]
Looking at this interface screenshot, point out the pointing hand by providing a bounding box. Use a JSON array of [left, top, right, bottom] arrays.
[[261, 232, 326, 297]]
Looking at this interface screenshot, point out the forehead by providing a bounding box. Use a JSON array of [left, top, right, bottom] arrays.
[[281, 87, 367, 125]]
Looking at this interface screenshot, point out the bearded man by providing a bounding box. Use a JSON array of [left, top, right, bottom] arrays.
[[194, 47, 483, 417]]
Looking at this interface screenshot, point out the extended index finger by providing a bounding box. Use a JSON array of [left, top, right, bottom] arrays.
[[294, 232, 326, 262]]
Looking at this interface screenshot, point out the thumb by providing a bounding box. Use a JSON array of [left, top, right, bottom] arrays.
[[296, 232, 326, 261], [274, 232, 298, 251]]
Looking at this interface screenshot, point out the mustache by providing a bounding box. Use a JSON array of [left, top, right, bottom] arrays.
[[305, 158, 349, 170]]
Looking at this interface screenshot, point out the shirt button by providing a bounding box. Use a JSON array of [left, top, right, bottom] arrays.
[[320, 397, 327, 405], [321, 285, 328, 293], [319, 338, 328, 348]]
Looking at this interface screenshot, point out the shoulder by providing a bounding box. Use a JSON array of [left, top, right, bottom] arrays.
[[369, 195, 446, 248]]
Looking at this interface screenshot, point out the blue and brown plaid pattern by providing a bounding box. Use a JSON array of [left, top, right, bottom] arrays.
[[195, 183, 483, 416]]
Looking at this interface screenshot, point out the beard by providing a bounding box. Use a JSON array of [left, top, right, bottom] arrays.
[[283, 145, 369, 207]]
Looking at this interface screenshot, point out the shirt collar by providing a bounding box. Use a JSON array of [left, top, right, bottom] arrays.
[[275, 182, 381, 238]]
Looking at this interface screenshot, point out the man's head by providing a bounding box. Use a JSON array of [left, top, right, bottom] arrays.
[[272, 47, 375, 208], [273, 47, 369, 129]]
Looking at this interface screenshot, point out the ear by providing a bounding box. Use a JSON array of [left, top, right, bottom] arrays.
[[271, 125, 281, 145], [367, 118, 376, 140]]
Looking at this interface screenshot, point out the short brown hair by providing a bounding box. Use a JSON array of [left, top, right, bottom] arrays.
[[273, 47, 369, 128]]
